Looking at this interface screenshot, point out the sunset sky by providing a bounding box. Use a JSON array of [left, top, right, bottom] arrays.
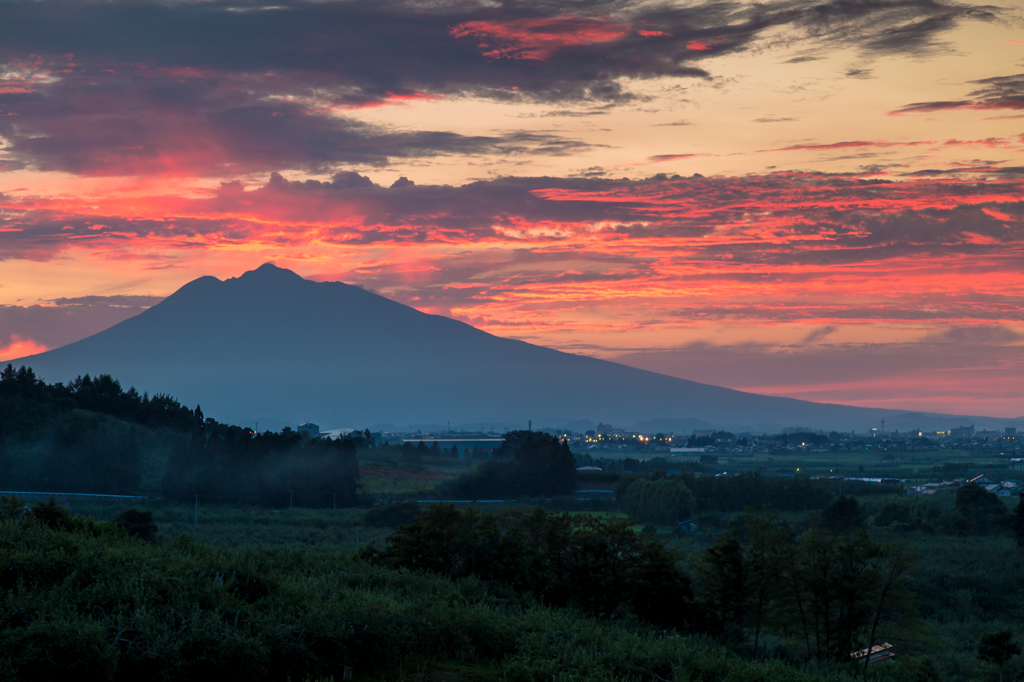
[[1, 0, 1023, 417]]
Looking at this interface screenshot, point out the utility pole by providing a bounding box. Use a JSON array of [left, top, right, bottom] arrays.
[[356, 526, 360, 551], [333, 492, 336, 510], [194, 495, 198, 525], [289, 490, 293, 509]]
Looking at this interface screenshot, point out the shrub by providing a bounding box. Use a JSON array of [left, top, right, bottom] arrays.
[[112, 508, 159, 542], [362, 501, 422, 528]]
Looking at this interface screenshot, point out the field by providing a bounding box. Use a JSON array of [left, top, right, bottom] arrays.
[[578, 445, 1022, 483]]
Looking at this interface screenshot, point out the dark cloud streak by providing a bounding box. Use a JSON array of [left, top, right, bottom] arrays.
[[0, 0, 1001, 175]]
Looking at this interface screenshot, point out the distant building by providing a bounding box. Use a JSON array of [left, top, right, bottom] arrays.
[[298, 422, 320, 438], [910, 481, 960, 495], [950, 425, 975, 437], [987, 482, 1022, 497]]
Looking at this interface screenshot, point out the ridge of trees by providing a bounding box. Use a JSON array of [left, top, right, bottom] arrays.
[[0, 365, 362, 506], [0, 364, 199, 438]]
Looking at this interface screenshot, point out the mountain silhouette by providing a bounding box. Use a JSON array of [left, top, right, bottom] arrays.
[[9, 264, 1019, 432]]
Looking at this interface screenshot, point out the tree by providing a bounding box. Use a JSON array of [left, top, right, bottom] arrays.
[[862, 540, 919, 674], [616, 472, 695, 525], [978, 630, 1021, 682], [735, 509, 791, 652], [1012, 497, 1024, 550], [955, 482, 1008, 534], [696, 535, 747, 639], [439, 431, 576, 499], [818, 495, 865, 534]]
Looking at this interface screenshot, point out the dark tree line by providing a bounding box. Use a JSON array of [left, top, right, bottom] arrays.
[[683, 471, 854, 512], [874, 483, 1012, 537], [365, 504, 694, 629], [614, 471, 880, 520], [0, 365, 199, 438], [437, 431, 576, 499], [0, 366, 362, 505], [163, 425, 360, 508], [366, 503, 921, 659], [0, 365, 199, 493]]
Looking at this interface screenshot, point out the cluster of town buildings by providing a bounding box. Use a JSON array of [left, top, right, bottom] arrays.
[[907, 473, 1023, 497], [560, 425, 1021, 456]]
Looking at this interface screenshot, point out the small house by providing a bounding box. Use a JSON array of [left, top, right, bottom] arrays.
[[851, 642, 895, 665]]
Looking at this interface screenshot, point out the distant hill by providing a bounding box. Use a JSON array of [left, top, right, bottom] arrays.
[[10, 264, 1021, 433]]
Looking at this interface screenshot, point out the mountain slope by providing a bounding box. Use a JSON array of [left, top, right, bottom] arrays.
[[9, 264, 1016, 432]]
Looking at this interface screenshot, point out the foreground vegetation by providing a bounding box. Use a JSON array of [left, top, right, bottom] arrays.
[[1, 498, 877, 682], [3, 494, 1023, 682]]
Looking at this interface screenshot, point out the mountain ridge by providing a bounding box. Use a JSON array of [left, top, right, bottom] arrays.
[[10, 263, 1021, 433]]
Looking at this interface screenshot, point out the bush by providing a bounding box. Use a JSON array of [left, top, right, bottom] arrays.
[[112, 508, 159, 542], [362, 501, 422, 528]]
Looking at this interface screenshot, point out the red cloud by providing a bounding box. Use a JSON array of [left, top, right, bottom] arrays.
[[450, 16, 633, 61], [6, 170, 1024, 345], [0, 335, 48, 361]]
